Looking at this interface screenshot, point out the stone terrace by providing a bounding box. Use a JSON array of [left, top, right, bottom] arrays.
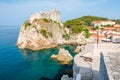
[[73, 43, 120, 80]]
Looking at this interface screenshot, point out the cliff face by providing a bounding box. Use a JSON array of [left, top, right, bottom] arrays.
[[16, 9, 86, 50]]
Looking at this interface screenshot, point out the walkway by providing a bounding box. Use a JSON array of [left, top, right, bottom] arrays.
[[73, 42, 120, 80]]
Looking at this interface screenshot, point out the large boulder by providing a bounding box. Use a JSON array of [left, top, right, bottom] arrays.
[[57, 48, 73, 62]]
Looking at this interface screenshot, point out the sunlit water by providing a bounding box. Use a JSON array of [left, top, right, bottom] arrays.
[[0, 26, 76, 80]]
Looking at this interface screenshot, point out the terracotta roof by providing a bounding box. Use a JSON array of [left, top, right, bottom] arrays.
[[114, 25, 120, 28], [104, 27, 115, 29], [91, 34, 106, 39], [92, 21, 100, 23], [107, 33, 113, 35], [92, 20, 115, 23], [113, 34, 120, 36]]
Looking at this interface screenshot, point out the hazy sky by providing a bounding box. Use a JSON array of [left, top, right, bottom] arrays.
[[0, 0, 120, 25]]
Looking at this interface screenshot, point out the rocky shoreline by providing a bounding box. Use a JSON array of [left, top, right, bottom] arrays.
[[16, 9, 86, 50]]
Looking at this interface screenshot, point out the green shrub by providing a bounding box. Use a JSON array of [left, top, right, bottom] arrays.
[[23, 21, 31, 30], [53, 21, 62, 28], [64, 15, 108, 28], [48, 32, 52, 37], [40, 28, 47, 37], [71, 26, 83, 34], [92, 26, 99, 30], [104, 24, 112, 27], [43, 18, 49, 22], [116, 19, 120, 24], [62, 34, 70, 40], [100, 27, 104, 31], [40, 28, 49, 38], [83, 28, 91, 38], [34, 26, 39, 33], [54, 21, 57, 24]]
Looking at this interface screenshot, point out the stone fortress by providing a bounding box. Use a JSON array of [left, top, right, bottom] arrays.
[[16, 9, 86, 50], [29, 9, 61, 23]]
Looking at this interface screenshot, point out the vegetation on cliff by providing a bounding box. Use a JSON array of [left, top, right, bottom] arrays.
[[64, 15, 108, 27], [19, 10, 108, 50], [23, 21, 31, 30], [62, 34, 70, 40], [83, 28, 91, 38], [116, 19, 120, 24], [18, 10, 86, 50], [40, 28, 49, 38], [64, 15, 109, 38], [17, 8, 120, 51], [22, 16, 106, 39]]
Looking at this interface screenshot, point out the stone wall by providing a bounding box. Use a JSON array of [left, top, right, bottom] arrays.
[[73, 44, 94, 80], [73, 43, 120, 80], [97, 43, 120, 80], [99, 53, 109, 80]]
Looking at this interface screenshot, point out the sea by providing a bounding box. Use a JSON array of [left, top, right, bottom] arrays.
[[0, 26, 76, 80]]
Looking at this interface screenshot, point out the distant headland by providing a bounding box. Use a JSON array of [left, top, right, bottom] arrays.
[[16, 9, 87, 50]]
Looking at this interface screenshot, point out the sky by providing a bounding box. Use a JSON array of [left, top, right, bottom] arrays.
[[0, 0, 120, 25]]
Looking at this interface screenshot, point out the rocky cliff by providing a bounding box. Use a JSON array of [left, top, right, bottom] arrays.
[[16, 9, 86, 50]]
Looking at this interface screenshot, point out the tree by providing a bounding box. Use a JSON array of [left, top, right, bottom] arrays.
[[83, 28, 91, 38], [71, 26, 83, 34], [62, 34, 70, 40], [64, 15, 108, 28], [115, 19, 120, 24], [92, 26, 99, 30]]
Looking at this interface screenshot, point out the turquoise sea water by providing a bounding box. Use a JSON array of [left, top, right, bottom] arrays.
[[0, 26, 76, 80]]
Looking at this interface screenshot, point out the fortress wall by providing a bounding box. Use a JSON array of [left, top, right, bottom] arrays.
[[29, 9, 61, 23]]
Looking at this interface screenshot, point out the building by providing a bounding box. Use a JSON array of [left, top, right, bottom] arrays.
[[114, 24, 120, 32], [92, 21, 116, 27]]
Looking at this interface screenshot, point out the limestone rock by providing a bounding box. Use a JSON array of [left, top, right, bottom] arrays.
[[51, 54, 57, 59], [16, 9, 87, 50], [61, 75, 73, 80], [74, 46, 85, 53], [57, 48, 73, 62], [16, 9, 64, 50], [82, 52, 93, 58], [68, 32, 87, 45]]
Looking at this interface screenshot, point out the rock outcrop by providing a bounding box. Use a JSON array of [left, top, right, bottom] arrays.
[[51, 54, 57, 59], [74, 45, 85, 53], [61, 75, 73, 80], [16, 9, 87, 50], [57, 48, 73, 62], [51, 48, 73, 64]]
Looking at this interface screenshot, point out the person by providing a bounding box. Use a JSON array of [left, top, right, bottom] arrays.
[[97, 30, 99, 47], [76, 74, 81, 80]]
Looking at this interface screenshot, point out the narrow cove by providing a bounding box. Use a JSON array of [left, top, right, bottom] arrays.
[[20, 45, 76, 80]]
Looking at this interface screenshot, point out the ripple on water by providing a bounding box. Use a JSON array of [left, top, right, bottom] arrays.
[[0, 26, 76, 80]]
